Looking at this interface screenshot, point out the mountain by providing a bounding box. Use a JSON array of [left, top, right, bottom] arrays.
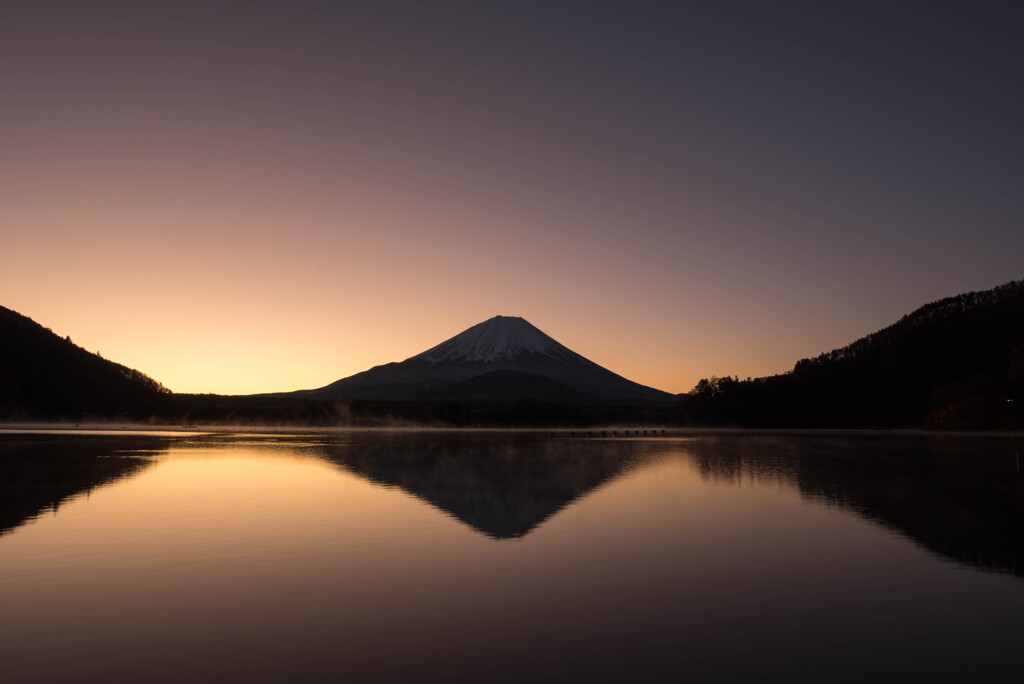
[[0, 305, 169, 420], [684, 279, 1024, 429], [295, 315, 674, 405]]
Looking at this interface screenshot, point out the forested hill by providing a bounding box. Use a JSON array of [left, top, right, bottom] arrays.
[[683, 280, 1024, 429], [0, 306, 169, 420], [5, 280, 1024, 429]]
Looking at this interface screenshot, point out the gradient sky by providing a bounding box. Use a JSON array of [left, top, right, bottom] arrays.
[[2, 1, 1022, 395]]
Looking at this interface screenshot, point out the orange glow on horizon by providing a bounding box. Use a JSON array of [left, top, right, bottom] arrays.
[[4, 4, 1019, 396]]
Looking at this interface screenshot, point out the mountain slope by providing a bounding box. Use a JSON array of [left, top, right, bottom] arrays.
[[297, 315, 673, 405], [0, 306, 170, 419], [685, 279, 1024, 428]]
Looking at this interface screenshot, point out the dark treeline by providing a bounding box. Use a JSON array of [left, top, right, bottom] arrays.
[[0, 304, 671, 427], [157, 394, 673, 428], [680, 280, 1024, 430], [0, 305, 169, 421], [4, 280, 1024, 429]]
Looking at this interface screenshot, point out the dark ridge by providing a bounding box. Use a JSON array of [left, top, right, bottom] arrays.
[[0, 305, 170, 420], [682, 279, 1024, 429], [4, 277, 1023, 428]]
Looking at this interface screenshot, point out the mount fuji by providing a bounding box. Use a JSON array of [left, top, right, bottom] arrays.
[[294, 316, 674, 405]]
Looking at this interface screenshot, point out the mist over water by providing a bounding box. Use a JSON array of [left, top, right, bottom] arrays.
[[1, 430, 1022, 682]]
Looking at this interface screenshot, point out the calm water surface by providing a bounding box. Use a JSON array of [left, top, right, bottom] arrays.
[[1, 430, 1022, 682]]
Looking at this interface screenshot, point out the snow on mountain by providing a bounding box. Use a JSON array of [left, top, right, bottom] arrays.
[[412, 316, 566, 364], [298, 315, 674, 404]]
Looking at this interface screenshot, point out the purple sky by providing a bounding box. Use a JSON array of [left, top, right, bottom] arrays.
[[2, 1, 1021, 394]]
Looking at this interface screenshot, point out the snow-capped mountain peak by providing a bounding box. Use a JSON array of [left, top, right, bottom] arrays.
[[412, 315, 565, 364], [299, 314, 673, 404]]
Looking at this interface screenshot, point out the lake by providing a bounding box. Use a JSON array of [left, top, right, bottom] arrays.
[[1, 429, 1022, 682]]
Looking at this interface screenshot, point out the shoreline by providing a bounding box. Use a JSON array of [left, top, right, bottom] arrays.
[[0, 422, 1019, 438]]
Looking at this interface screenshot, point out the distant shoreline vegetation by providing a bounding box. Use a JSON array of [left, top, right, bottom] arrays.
[[682, 280, 1024, 430], [2, 279, 1022, 430], [0, 394, 676, 430]]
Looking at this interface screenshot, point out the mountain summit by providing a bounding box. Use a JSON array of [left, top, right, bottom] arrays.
[[414, 316, 561, 364], [296, 315, 673, 404]]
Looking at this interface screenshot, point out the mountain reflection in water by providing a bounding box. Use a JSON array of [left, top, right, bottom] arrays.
[[2, 430, 1024, 682], [317, 432, 1024, 578], [0, 433, 165, 536], [319, 434, 649, 538], [0, 431, 1021, 581], [683, 434, 1024, 578]]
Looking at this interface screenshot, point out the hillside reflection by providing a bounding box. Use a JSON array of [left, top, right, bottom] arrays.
[[683, 434, 1024, 577], [323, 432, 1024, 576], [319, 434, 649, 538], [3, 430, 1021, 581], [0, 434, 164, 536]]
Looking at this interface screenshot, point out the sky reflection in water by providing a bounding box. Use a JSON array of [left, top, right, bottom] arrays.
[[1, 431, 1022, 682]]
